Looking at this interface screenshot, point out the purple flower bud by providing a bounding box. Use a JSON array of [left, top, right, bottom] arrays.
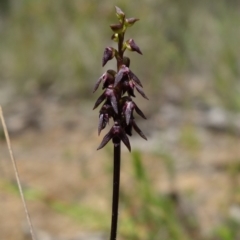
[[125, 18, 139, 27], [125, 39, 142, 55], [102, 47, 116, 67], [110, 23, 124, 34], [115, 6, 125, 22]]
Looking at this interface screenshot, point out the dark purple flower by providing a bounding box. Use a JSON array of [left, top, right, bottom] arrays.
[[135, 83, 149, 100], [114, 65, 130, 87], [114, 65, 143, 89], [93, 6, 148, 152], [128, 70, 143, 87], [97, 122, 131, 151], [122, 80, 136, 97], [125, 119, 147, 140], [125, 39, 142, 55], [121, 96, 146, 125], [129, 80, 149, 100], [102, 47, 116, 67], [110, 23, 124, 33], [98, 104, 115, 135], [93, 70, 116, 93], [93, 85, 119, 114]]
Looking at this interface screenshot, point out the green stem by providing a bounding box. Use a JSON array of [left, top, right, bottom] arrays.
[[117, 32, 125, 70]]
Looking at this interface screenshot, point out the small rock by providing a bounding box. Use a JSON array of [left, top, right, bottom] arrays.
[[202, 107, 229, 132]]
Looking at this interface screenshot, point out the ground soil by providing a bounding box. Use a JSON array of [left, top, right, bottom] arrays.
[[1, 96, 240, 240]]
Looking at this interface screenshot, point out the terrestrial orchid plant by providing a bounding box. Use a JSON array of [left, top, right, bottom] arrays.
[[93, 6, 148, 240]]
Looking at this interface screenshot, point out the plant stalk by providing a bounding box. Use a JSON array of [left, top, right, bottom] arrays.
[[110, 137, 121, 240]]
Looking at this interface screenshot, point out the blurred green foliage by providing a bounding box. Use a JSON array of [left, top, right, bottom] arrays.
[[120, 150, 191, 240], [0, 0, 240, 109], [119, 150, 240, 240], [179, 124, 200, 152]]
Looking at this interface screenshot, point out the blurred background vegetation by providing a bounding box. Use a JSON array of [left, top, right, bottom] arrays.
[[1, 0, 239, 108], [1, 0, 240, 240]]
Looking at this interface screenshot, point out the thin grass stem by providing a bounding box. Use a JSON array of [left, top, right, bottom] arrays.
[[0, 106, 37, 240]]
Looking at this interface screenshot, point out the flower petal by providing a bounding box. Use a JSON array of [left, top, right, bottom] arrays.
[[110, 23, 124, 34], [114, 65, 129, 87], [134, 103, 147, 119], [132, 120, 147, 140], [135, 84, 149, 100], [126, 39, 142, 55], [110, 93, 118, 114], [129, 70, 143, 87], [98, 113, 109, 136], [125, 124, 133, 136], [119, 129, 131, 152], [102, 47, 115, 67], [97, 129, 113, 150], [125, 18, 139, 27], [93, 74, 104, 93], [124, 102, 133, 125], [98, 114, 104, 135], [93, 92, 106, 110], [115, 6, 125, 20], [114, 70, 124, 88]]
